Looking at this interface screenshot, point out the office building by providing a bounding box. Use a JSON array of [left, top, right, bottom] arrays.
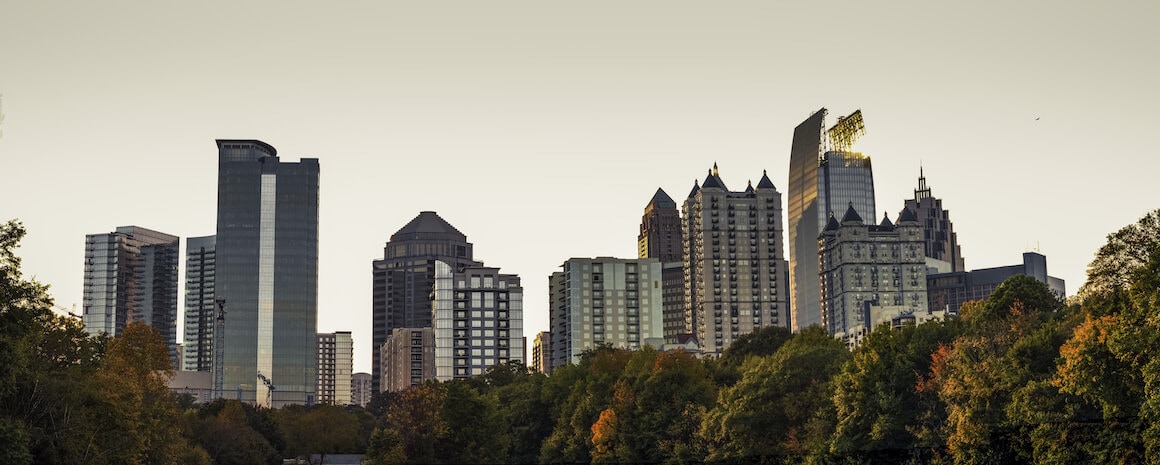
[[549, 257, 664, 369], [787, 108, 877, 332], [433, 262, 524, 381], [903, 168, 966, 273], [214, 139, 319, 407], [819, 205, 929, 347], [317, 332, 353, 405], [927, 252, 1066, 313], [82, 226, 180, 366], [532, 331, 551, 374], [682, 165, 790, 355], [381, 327, 435, 392], [371, 211, 482, 392], [351, 372, 372, 407], [638, 188, 683, 262], [182, 235, 216, 372]]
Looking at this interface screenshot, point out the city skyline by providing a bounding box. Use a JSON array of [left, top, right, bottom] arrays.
[[2, 1, 1158, 373]]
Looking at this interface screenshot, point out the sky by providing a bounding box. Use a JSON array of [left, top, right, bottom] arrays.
[[2, 1, 1157, 374]]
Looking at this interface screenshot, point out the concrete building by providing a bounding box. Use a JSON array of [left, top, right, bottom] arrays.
[[317, 331, 353, 405], [550, 257, 664, 369], [682, 165, 790, 355], [371, 211, 482, 392], [819, 205, 929, 348], [214, 139, 319, 407], [381, 328, 435, 392], [927, 252, 1066, 313], [531, 331, 551, 374], [904, 169, 966, 272], [82, 226, 180, 366], [182, 235, 216, 372], [168, 371, 213, 404], [351, 372, 372, 407], [433, 262, 524, 381], [787, 109, 877, 332]]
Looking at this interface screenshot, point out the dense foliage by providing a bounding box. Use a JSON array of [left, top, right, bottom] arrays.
[[6, 209, 1160, 464]]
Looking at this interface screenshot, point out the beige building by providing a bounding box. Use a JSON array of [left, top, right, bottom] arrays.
[[381, 327, 435, 392], [531, 331, 551, 374], [316, 332, 353, 405], [819, 205, 929, 348], [549, 258, 664, 370], [682, 165, 790, 355], [351, 372, 372, 407]]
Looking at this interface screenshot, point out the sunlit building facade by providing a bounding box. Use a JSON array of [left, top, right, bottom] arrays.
[[682, 166, 790, 356], [532, 331, 551, 374], [214, 139, 319, 407], [819, 205, 927, 348]]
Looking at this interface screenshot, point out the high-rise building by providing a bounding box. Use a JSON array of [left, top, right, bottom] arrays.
[[550, 257, 664, 369], [82, 226, 180, 365], [787, 109, 876, 332], [214, 139, 319, 407], [638, 188, 683, 262], [433, 262, 524, 381], [381, 327, 435, 392], [182, 235, 216, 372], [316, 331, 353, 405], [927, 252, 1066, 313], [637, 188, 687, 344], [371, 211, 482, 392], [819, 205, 929, 347], [682, 165, 790, 355], [351, 372, 372, 407], [903, 168, 966, 273], [531, 331, 551, 374]]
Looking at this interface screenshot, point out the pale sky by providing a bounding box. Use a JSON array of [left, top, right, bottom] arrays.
[[2, 1, 1157, 373]]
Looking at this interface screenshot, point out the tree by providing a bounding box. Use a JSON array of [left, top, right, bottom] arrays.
[[700, 326, 850, 463], [279, 405, 360, 464], [1080, 208, 1160, 300]]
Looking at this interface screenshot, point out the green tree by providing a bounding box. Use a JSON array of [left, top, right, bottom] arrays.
[[700, 326, 850, 463], [539, 346, 633, 464], [279, 405, 361, 464], [1079, 208, 1160, 300]]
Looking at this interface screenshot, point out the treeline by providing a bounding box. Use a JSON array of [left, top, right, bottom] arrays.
[[5, 210, 1160, 464]]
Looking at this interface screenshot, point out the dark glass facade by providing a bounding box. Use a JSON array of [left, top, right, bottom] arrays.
[[215, 139, 319, 407], [182, 235, 216, 372], [371, 211, 481, 392]]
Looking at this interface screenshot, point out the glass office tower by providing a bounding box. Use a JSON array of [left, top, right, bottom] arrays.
[[787, 109, 876, 332], [215, 139, 319, 407]]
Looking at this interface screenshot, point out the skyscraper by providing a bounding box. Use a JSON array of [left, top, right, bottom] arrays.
[[371, 211, 481, 392], [549, 257, 663, 370], [182, 235, 215, 372], [83, 226, 180, 365], [787, 109, 876, 332], [637, 188, 687, 343], [903, 168, 966, 272], [682, 165, 790, 355], [316, 331, 353, 405], [638, 188, 683, 262], [214, 139, 319, 407]]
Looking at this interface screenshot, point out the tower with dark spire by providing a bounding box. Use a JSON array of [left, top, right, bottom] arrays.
[[681, 164, 790, 355], [639, 188, 687, 342], [902, 168, 965, 272]]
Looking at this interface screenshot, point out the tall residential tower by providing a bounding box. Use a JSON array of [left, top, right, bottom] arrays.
[[182, 235, 216, 372]]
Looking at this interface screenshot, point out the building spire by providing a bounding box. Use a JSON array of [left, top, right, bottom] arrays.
[[712, 162, 719, 177], [915, 165, 932, 201]]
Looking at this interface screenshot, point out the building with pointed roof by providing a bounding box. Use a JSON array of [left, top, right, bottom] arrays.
[[903, 168, 966, 273], [638, 187, 685, 342], [819, 205, 930, 347], [681, 164, 790, 356], [371, 211, 482, 392]]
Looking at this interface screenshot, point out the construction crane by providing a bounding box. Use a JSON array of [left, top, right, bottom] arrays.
[[212, 299, 226, 401], [52, 304, 81, 320], [256, 373, 275, 409], [826, 109, 866, 154]]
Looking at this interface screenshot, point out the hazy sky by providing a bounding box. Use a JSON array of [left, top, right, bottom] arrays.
[[2, 1, 1157, 373]]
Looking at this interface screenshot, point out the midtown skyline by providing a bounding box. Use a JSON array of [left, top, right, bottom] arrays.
[[2, 1, 1158, 374]]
